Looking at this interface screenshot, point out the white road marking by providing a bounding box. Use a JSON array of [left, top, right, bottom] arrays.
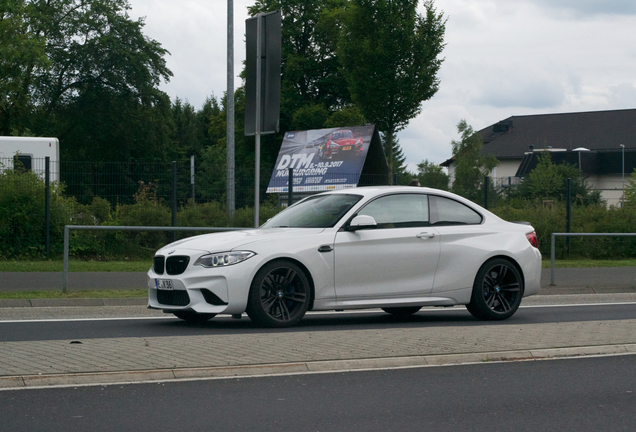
[[1, 302, 636, 323]]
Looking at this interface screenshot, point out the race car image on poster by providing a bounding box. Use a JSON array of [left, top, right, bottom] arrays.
[[317, 129, 364, 160], [266, 125, 376, 193]]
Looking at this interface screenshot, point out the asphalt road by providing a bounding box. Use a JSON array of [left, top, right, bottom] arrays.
[[2, 355, 634, 432], [3, 303, 636, 342]]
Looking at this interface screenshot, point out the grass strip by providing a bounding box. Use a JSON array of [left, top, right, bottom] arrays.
[[541, 259, 636, 268], [0, 260, 151, 272]]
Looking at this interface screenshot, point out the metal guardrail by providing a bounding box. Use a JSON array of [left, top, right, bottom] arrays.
[[550, 233, 636, 285], [63, 225, 251, 292]]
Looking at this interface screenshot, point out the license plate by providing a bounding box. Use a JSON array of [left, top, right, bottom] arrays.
[[342, 146, 352, 151], [155, 279, 174, 290]]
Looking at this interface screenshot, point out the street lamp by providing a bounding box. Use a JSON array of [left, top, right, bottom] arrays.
[[573, 147, 590, 171], [620, 144, 625, 207]]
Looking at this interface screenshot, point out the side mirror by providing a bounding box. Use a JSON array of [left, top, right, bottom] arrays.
[[347, 215, 377, 231]]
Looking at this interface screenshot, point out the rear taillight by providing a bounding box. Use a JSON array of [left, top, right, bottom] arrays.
[[526, 231, 539, 248]]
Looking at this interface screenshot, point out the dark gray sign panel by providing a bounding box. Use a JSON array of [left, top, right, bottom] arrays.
[[244, 10, 281, 136]]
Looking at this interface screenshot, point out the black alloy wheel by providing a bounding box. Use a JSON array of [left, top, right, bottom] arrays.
[[246, 260, 311, 328], [172, 311, 217, 323], [381, 306, 422, 317], [466, 258, 524, 320]]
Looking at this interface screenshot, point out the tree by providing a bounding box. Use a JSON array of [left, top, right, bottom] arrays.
[[0, 0, 48, 131], [1, 0, 174, 161], [513, 151, 602, 205], [248, 0, 352, 133], [417, 159, 449, 190], [339, 0, 446, 182], [450, 119, 498, 201], [625, 169, 636, 207]]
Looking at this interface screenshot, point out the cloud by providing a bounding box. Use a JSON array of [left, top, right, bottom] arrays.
[[608, 83, 636, 108], [475, 77, 565, 109], [511, 0, 636, 18]]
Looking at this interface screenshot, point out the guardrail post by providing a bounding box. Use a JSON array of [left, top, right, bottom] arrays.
[[550, 233, 556, 286], [63, 225, 69, 293]]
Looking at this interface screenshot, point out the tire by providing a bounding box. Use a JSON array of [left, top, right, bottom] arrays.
[[246, 260, 311, 328], [466, 258, 524, 320], [173, 311, 216, 323], [318, 146, 325, 160], [381, 306, 421, 317]]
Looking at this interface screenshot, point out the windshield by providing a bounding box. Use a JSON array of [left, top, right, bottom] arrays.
[[262, 194, 362, 228], [333, 130, 353, 139]]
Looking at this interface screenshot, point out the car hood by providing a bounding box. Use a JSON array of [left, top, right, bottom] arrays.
[[156, 228, 326, 255]]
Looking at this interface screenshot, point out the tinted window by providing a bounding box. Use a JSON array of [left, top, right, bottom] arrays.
[[429, 195, 482, 225], [357, 194, 429, 229]]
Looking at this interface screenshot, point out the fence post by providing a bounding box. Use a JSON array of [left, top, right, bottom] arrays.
[[566, 178, 571, 257], [172, 161, 177, 242], [288, 168, 293, 207], [190, 155, 195, 201], [484, 176, 489, 210], [45, 157, 50, 258]]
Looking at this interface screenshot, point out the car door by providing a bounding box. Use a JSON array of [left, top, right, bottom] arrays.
[[333, 193, 440, 303], [426, 195, 494, 293]]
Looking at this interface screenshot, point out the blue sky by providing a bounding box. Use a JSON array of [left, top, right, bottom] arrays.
[[130, 0, 636, 172]]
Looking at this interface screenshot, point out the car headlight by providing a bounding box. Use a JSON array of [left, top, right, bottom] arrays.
[[194, 251, 255, 268]]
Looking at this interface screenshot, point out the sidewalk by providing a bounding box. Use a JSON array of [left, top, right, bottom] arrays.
[[2, 293, 636, 390]]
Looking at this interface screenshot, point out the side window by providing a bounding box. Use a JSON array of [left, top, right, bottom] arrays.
[[429, 195, 482, 226], [358, 194, 429, 229]]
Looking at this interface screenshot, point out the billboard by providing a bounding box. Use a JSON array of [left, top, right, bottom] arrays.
[[266, 125, 376, 193]]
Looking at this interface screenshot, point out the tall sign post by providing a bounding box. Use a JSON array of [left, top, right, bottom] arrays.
[[245, 11, 281, 227], [226, 0, 235, 218]]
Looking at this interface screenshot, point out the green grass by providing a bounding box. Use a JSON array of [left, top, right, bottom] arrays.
[[541, 259, 636, 268], [0, 289, 147, 300], [0, 260, 151, 272]]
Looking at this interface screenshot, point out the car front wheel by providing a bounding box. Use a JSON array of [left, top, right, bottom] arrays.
[[466, 258, 523, 320], [246, 260, 311, 328]]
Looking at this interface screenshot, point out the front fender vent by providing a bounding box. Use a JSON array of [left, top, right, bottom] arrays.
[[201, 289, 228, 306]]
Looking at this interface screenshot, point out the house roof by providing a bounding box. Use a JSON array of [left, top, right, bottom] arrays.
[[479, 108, 636, 159]]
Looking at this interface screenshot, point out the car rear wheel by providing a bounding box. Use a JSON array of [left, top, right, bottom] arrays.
[[172, 311, 216, 323], [381, 306, 422, 317], [246, 260, 311, 328], [466, 258, 523, 320]]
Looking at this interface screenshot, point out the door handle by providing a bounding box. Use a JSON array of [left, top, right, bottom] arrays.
[[416, 232, 436, 239]]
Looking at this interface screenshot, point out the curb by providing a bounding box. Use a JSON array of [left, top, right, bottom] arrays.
[[2, 344, 635, 391]]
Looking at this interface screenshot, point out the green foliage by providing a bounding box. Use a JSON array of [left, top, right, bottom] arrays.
[[625, 168, 636, 207], [508, 152, 602, 206], [417, 159, 449, 190], [451, 119, 499, 201], [492, 203, 636, 259], [1, 0, 174, 162], [339, 0, 446, 178]]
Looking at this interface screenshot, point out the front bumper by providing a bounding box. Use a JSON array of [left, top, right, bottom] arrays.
[[147, 255, 254, 315]]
